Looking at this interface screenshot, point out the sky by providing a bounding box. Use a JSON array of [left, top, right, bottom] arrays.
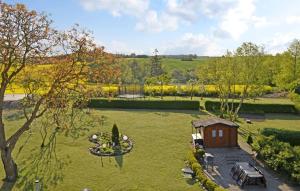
[[4, 0, 300, 56]]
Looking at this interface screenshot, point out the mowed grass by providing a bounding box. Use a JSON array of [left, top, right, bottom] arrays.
[[0, 109, 205, 191], [238, 114, 300, 140], [1, 108, 299, 190]]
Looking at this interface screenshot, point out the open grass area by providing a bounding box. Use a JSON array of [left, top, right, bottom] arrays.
[[123, 58, 209, 72], [107, 96, 294, 108], [1, 107, 299, 190], [0, 109, 205, 191], [238, 113, 300, 141]]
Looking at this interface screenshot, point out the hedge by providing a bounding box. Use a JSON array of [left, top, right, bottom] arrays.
[[252, 135, 300, 183], [186, 151, 227, 191], [204, 100, 297, 114], [261, 128, 300, 146], [88, 99, 200, 110]]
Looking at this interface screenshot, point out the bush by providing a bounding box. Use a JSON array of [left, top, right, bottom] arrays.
[[186, 151, 198, 165], [186, 150, 227, 191], [247, 134, 253, 145], [111, 124, 120, 146], [191, 163, 202, 171], [194, 148, 205, 160], [252, 135, 300, 183], [204, 180, 219, 191], [88, 99, 200, 110], [261, 128, 300, 146], [205, 100, 297, 114], [214, 187, 228, 191]]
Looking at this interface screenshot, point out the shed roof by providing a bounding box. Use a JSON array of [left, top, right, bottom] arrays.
[[192, 118, 239, 128]]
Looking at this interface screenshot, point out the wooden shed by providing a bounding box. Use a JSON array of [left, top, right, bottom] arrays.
[[192, 118, 239, 148]]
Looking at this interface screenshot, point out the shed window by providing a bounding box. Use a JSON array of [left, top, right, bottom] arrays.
[[212, 130, 216, 138], [219, 130, 223, 137]]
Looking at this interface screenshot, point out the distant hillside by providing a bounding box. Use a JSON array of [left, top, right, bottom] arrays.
[[121, 57, 211, 72]]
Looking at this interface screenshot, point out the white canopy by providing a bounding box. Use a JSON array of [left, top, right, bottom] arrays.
[[192, 133, 202, 140]]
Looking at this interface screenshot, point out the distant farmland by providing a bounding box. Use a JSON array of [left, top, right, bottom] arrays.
[[122, 57, 211, 72]]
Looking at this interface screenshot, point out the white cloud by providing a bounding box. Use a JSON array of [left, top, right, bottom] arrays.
[[217, 0, 268, 40], [264, 33, 300, 54], [161, 33, 224, 56], [166, 0, 200, 21], [80, 0, 149, 17], [135, 10, 178, 33], [103, 40, 144, 55], [80, 0, 268, 36], [286, 16, 300, 24]]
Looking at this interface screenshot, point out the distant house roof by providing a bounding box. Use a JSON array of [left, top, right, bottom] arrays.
[[192, 118, 239, 128]]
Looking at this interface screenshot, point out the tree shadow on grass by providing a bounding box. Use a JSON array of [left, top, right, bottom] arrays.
[[185, 178, 197, 185], [14, 130, 72, 191], [4, 110, 25, 121], [113, 148, 123, 169], [114, 155, 123, 169]]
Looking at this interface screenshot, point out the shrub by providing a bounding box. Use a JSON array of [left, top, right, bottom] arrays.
[[204, 180, 219, 191], [88, 99, 200, 110], [186, 151, 198, 165], [186, 150, 227, 190], [261, 128, 300, 146], [247, 134, 253, 145], [191, 163, 201, 171], [194, 148, 205, 160], [112, 124, 120, 146], [205, 100, 297, 114], [214, 187, 228, 191], [252, 135, 300, 183]]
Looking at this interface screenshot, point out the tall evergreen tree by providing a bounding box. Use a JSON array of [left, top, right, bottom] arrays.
[[150, 49, 164, 77], [112, 124, 120, 146]]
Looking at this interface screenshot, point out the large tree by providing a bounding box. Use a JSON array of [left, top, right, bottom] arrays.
[[288, 39, 300, 82], [0, 3, 96, 182], [273, 40, 300, 90], [198, 43, 265, 120]]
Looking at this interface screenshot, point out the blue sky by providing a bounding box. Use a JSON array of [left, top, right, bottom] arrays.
[[4, 0, 300, 56]]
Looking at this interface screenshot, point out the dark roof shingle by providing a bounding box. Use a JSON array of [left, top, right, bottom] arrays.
[[192, 118, 239, 128]]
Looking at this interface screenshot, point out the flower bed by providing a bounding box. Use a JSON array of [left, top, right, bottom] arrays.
[[88, 132, 133, 156]]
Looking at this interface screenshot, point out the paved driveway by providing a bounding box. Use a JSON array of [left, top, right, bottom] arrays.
[[204, 147, 297, 191]]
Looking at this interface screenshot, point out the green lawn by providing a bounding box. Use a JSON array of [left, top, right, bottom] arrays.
[[238, 113, 300, 140], [110, 96, 294, 108], [0, 109, 205, 191], [1, 108, 299, 190]]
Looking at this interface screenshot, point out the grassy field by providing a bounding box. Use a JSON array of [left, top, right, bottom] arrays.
[[123, 58, 209, 72], [238, 113, 300, 141], [0, 109, 205, 191], [107, 96, 294, 107], [1, 107, 299, 190]]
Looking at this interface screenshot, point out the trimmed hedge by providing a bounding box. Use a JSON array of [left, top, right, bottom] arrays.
[[88, 99, 200, 110], [205, 100, 297, 114], [261, 128, 300, 146], [186, 151, 227, 191]]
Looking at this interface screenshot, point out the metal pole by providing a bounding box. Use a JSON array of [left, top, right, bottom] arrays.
[[35, 180, 40, 191]]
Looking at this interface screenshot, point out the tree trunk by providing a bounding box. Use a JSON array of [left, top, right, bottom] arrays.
[[1, 147, 18, 182]]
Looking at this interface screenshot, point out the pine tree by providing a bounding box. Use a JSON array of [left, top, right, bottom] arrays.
[[112, 124, 120, 146], [150, 49, 164, 77]]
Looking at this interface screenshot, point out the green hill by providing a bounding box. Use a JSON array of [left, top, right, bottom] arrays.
[[122, 57, 210, 72]]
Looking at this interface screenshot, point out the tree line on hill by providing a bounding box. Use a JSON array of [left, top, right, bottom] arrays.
[[90, 40, 300, 120]]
